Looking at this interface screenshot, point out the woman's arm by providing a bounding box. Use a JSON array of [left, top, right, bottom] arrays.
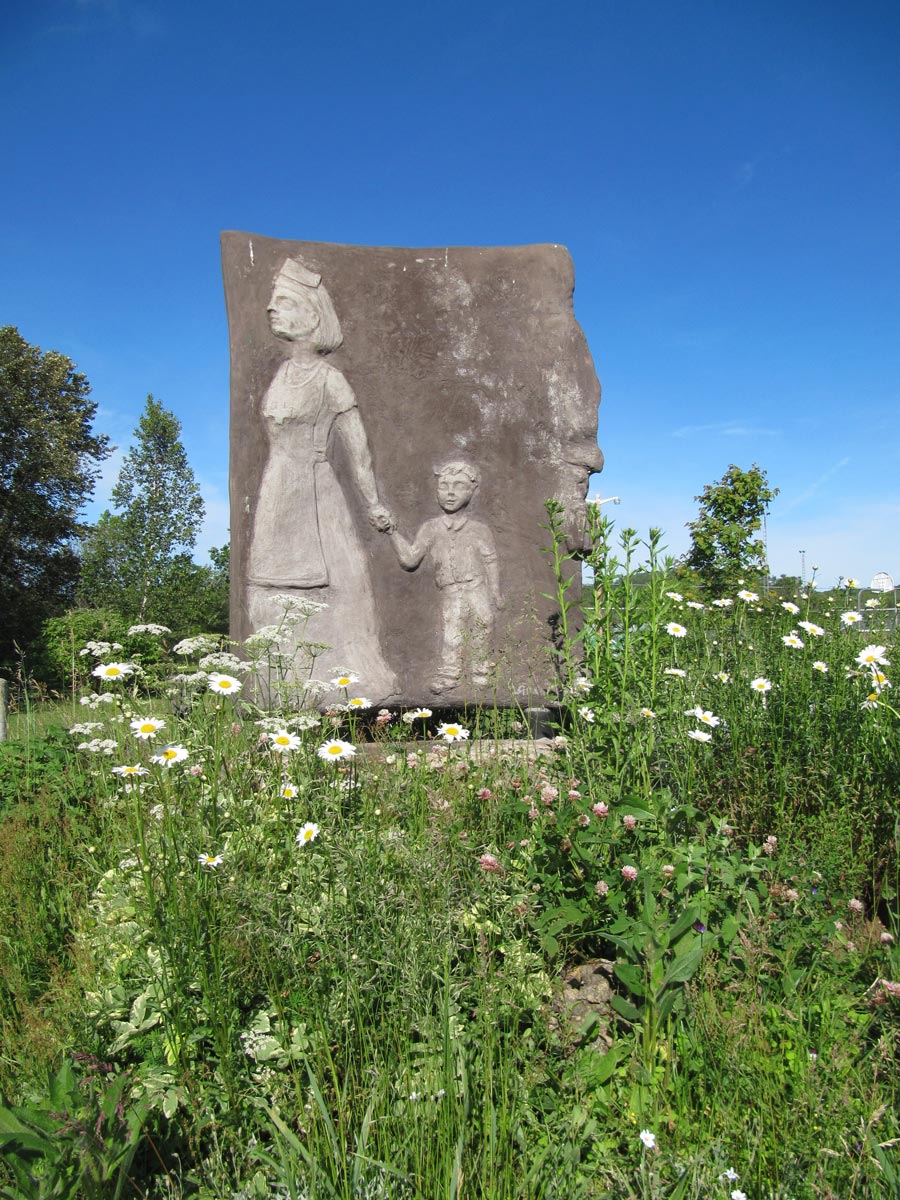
[[334, 406, 393, 530]]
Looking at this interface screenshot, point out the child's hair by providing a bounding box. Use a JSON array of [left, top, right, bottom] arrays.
[[435, 460, 480, 486]]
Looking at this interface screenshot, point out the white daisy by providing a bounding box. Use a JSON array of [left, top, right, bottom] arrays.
[[317, 738, 356, 760], [208, 673, 242, 695], [92, 662, 135, 680], [856, 645, 890, 667], [331, 673, 360, 689], [130, 716, 165, 740], [270, 730, 302, 753], [782, 632, 804, 649], [437, 722, 470, 743], [665, 622, 687, 638], [150, 744, 189, 767], [296, 822, 319, 845]]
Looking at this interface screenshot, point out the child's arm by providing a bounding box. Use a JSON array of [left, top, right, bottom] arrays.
[[479, 533, 503, 608], [389, 524, 428, 572]]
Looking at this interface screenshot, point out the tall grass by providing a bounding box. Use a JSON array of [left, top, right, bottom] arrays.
[[0, 518, 897, 1199]]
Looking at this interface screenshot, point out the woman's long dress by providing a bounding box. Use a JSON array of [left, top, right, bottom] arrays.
[[247, 356, 397, 700]]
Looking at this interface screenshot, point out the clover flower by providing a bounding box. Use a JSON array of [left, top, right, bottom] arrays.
[[665, 621, 687, 638], [296, 822, 319, 846], [317, 738, 355, 760], [437, 722, 470, 743], [621, 865, 638, 882], [478, 853, 503, 873]]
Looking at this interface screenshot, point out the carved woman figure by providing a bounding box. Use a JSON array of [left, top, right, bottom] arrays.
[[248, 257, 397, 697]]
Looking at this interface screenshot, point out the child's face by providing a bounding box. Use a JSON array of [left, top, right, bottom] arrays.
[[437, 472, 476, 513]]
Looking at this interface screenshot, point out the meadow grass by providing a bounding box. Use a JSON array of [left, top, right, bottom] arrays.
[[0, 515, 898, 1199]]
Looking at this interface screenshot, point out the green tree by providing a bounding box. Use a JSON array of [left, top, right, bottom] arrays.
[[0, 326, 111, 668], [685, 463, 778, 594], [79, 395, 205, 622]]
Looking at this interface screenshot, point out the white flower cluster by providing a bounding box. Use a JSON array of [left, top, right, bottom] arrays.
[[199, 652, 250, 673], [79, 692, 118, 709], [270, 593, 328, 620], [68, 721, 105, 735], [242, 626, 282, 652], [169, 671, 208, 687], [127, 623, 171, 636], [77, 738, 118, 755], [79, 640, 124, 658], [173, 635, 219, 656]]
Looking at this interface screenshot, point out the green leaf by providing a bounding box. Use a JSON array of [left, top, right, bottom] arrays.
[[663, 938, 703, 986], [609, 994, 642, 1022]]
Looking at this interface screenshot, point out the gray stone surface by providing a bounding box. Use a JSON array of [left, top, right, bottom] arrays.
[[222, 234, 602, 707]]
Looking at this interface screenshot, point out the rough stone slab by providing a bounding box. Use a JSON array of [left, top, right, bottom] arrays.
[[222, 234, 602, 708]]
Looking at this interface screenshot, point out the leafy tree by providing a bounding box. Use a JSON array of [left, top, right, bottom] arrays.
[[685, 463, 778, 594], [0, 326, 111, 668], [79, 395, 205, 623]]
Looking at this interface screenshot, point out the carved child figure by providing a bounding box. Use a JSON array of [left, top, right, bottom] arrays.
[[387, 461, 502, 694]]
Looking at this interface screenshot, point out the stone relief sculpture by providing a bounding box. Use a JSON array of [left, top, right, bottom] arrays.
[[247, 256, 397, 698], [385, 461, 502, 694], [223, 234, 604, 707]]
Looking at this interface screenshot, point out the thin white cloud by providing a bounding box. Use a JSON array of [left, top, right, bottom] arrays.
[[671, 421, 780, 439], [780, 456, 851, 513]]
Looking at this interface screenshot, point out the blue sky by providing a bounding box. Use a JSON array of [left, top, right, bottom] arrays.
[[3, 0, 899, 589]]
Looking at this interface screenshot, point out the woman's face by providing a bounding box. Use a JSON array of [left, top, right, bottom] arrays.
[[267, 287, 321, 342]]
